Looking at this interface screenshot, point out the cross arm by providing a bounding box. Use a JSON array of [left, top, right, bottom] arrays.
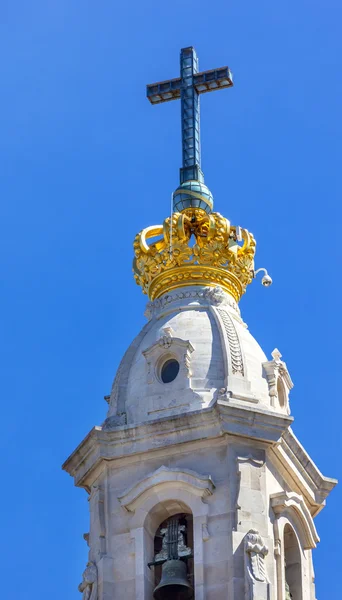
[[194, 66, 233, 94], [147, 77, 181, 104]]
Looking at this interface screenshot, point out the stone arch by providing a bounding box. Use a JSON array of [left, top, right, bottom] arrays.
[[284, 523, 302, 600], [271, 491, 319, 550], [271, 492, 318, 600], [118, 466, 214, 600]]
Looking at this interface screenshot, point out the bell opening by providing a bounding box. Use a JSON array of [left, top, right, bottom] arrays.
[[153, 513, 194, 600]]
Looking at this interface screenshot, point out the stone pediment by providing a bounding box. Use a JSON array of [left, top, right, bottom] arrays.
[[118, 466, 215, 512]]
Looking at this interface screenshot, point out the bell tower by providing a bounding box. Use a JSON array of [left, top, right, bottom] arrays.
[[63, 47, 336, 600]]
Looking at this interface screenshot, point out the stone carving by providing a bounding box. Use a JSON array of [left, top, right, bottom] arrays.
[[142, 334, 194, 385], [78, 562, 98, 600], [245, 529, 268, 581], [244, 529, 269, 600], [217, 308, 244, 375], [144, 285, 240, 320], [262, 348, 293, 412]]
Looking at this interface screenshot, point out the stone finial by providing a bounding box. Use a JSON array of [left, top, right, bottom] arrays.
[[271, 348, 282, 363], [162, 326, 174, 337]]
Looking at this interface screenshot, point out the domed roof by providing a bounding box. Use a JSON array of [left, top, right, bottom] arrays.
[[105, 285, 274, 428], [172, 180, 213, 214]]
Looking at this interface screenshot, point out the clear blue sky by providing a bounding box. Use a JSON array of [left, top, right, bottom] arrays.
[[1, 1, 340, 598]]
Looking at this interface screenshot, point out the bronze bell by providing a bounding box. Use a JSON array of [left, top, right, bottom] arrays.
[[153, 559, 193, 600]]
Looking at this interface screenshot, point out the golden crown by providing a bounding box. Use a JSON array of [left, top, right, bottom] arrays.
[[133, 208, 257, 303]]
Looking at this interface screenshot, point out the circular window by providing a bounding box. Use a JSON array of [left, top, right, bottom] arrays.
[[160, 359, 180, 383]]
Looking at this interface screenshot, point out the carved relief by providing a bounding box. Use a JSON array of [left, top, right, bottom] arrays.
[[244, 529, 269, 600], [263, 348, 293, 413], [217, 307, 244, 375], [144, 285, 240, 320], [78, 562, 98, 600]]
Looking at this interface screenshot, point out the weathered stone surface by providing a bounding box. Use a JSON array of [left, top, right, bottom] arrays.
[[64, 285, 336, 600]]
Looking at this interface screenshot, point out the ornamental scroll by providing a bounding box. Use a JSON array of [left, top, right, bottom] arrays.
[[244, 529, 269, 600]]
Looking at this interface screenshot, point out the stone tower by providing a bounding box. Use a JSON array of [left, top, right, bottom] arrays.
[[63, 47, 336, 600]]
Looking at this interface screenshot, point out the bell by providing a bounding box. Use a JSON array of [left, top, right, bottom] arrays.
[[153, 559, 193, 600]]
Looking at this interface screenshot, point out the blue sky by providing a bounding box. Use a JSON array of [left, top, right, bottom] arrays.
[[1, 1, 341, 598]]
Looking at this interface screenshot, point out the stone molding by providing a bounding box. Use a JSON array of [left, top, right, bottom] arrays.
[[144, 285, 240, 320], [62, 407, 336, 518], [142, 329, 194, 385], [270, 428, 337, 510], [63, 403, 293, 487], [118, 466, 215, 512], [271, 491, 320, 549]]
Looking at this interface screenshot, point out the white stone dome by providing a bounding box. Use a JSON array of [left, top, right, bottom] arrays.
[[105, 285, 273, 427]]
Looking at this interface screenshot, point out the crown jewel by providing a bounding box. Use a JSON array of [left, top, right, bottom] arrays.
[[133, 210, 256, 302]]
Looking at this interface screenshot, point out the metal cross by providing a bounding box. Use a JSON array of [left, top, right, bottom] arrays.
[[147, 46, 233, 185]]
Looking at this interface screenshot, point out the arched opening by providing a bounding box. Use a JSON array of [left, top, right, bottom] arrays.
[[277, 377, 286, 409], [284, 524, 302, 600], [151, 512, 194, 599]]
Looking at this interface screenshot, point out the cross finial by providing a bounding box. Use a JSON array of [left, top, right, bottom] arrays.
[[147, 47, 233, 214]]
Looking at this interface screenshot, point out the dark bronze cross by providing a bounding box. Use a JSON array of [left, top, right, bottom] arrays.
[[147, 46, 233, 185]]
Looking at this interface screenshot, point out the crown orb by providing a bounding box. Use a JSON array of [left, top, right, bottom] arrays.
[[173, 180, 214, 215]]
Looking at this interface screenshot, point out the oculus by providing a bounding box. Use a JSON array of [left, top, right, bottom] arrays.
[[160, 359, 180, 384]]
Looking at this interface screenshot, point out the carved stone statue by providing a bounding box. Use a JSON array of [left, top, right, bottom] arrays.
[[78, 562, 98, 600], [244, 529, 269, 600]]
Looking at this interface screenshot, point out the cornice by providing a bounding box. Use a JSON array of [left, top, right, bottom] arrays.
[[62, 403, 291, 486], [270, 428, 337, 513], [62, 404, 335, 513]]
